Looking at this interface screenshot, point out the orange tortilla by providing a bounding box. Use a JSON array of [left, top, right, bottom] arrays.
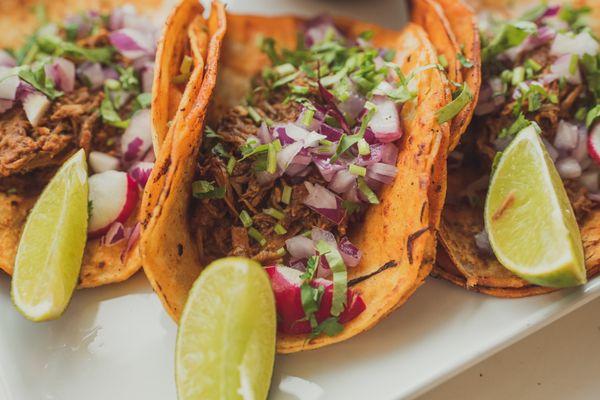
[[0, 0, 165, 288], [141, 12, 452, 352]]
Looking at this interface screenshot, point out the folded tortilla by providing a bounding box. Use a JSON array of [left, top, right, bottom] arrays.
[[431, 0, 600, 297], [0, 0, 165, 288], [140, 10, 452, 352]]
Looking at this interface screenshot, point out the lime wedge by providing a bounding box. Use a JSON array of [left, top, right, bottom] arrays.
[[176, 257, 276, 400], [11, 149, 88, 321], [484, 125, 586, 288]]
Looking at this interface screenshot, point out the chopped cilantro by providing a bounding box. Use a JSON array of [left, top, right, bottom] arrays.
[[192, 180, 226, 199], [457, 52, 473, 68], [100, 97, 129, 128], [482, 21, 537, 62], [499, 113, 531, 138], [436, 84, 473, 124]]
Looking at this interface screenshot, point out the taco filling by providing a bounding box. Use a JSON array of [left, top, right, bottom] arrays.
[[440, 3, 600, 291], [191, 18, 419, 336], [0, 5, 158, 283]]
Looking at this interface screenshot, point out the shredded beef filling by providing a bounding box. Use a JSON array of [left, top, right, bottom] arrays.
[[192, 83, 362, 265], [0, 86, 122, 193]]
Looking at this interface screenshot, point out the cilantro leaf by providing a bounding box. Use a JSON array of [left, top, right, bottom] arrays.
[[192, 180, 226, 199]]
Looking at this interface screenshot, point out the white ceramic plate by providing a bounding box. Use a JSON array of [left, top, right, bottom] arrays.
[[2, 1, 600, 399]]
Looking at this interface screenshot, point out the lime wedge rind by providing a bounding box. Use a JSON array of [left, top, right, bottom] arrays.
[[484, 126, 586, 288], [175, 257, 276, 400], [11, 149, 89, 321]]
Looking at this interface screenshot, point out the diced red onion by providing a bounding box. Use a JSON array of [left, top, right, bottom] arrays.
[[366, 162, 398, 184], [318, 123, 344, 141], [338, 237, 361, 267], [128, 161, 154, 188], [556, 157, 582, 179], [313, 156, 344, 182], [542, 138, 559, 162], [355, 144, 383, 166], [103, 67, 119, 81], [22, 91, 50, 127], [44, 57, 75, 93], [277, 141, 304, 171], [0, 50, 16, 68], [474, 230, 493, 254], [0, 99, 12, 113], [141, 62, 154, 93], [121, 223, 141, 262], [303, 182, 344, 224], [121, 109, 152, 162], [304, 16, 343, 48], [0, 68, 19, 101], [588, 191, 600, 202], [272, 125, 295, 146], [77, 62, 104, 90], [368, 97, 402, 143], [554, 120, 579, 150], [551, 31, 599, 57], [580, 171, 599, 192], [539, 5, 560, 20], [109, 28, 155, 60], [572, 125, 589, 163], [310, 227, 337, 247], [285, 235, 316, 259], [328, 169, 356, 194], [550, 54, 582, 85], [338, 93, 365, 122], [502, 26, 555, 61], [381, 143, 398, 165], [257, 122, 271, 144], [102, 222, 126, 246], [89, 151, 120, 173]]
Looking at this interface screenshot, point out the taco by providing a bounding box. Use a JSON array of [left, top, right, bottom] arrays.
[[0, 2, 165, 288], [435, 2, 600, 296], [141, 10, 454, 352]]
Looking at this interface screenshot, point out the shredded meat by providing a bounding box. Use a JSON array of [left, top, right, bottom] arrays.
[[192, 78, 359, 265], [0, 86, 122, 191]]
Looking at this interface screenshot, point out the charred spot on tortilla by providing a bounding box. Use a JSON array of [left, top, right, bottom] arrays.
[[407, 226, 430, 264], [348, 260, 398, 286]]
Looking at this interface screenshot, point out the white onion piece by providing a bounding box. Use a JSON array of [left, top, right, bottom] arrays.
[[44, 57, 75, 92], [0, 68, 19, 100], [121, 109, 152, 162], [22, 92, 50, 127], [89, 151, 120, 173], [554, 120, 579, 150], [328, 169, 356, 194], [368, 97, 402, 143], [550, 31, 599, 57], [285, 235, 316, 259], [556, 157, 582, 179], [580, 171, 599, 192], [550, 54, 582, 85]]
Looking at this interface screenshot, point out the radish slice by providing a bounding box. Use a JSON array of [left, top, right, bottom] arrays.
[[265, 266, 365, 334], [88, 171, 139, 237], [588, 124, 600, 166], [22, 92, 50, 127], [89, 151, 120, 173], [121, 109, 152, 162], [368, 97, 402, 143]]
